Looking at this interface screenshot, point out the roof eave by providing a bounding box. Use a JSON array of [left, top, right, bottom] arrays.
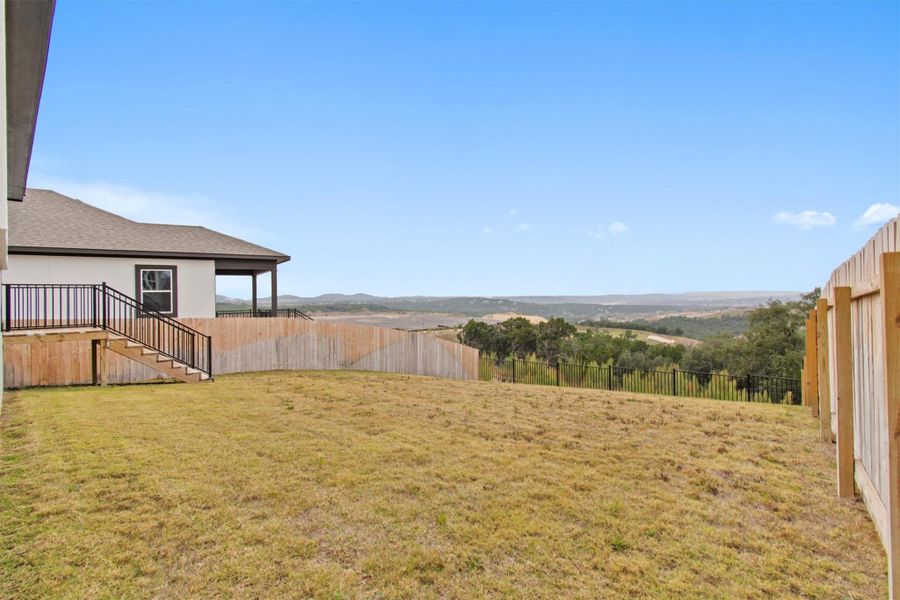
[[8, 245, 291, 264], [6, 0, 56, 201]]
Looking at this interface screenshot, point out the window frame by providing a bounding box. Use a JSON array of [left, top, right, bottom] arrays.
[[134, 264, 178, 316]]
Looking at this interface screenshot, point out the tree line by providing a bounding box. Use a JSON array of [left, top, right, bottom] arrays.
[[458, 289, 818, 380], [579, 314, 748, 340]]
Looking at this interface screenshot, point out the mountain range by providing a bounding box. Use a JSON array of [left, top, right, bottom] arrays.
[[215, 291, 800, 321]]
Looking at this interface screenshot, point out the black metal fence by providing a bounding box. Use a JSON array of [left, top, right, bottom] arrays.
[[216, 308, 313, 320], [480, 356, 801, 405], [3, 283, 212, 378]]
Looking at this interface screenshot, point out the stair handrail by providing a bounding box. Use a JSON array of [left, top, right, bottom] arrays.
[[97, 283, 212, 377]]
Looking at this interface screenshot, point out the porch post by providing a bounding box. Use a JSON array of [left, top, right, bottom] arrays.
[[270, 266, 278, 313], [91, 338, 108, 387], [251, 273, 258, 315]]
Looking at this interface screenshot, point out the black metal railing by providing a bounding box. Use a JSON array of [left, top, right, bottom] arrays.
[[479, 356, 801, 405], [216, 308, 312, 320], [3, 283, 212, 378]]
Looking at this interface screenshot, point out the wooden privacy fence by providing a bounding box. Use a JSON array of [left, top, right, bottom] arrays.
[[811, 215, 900, 598], [3, 318, 480, 387]]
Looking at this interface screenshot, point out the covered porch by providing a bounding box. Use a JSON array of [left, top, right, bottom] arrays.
[[214, 257, 311, 320]]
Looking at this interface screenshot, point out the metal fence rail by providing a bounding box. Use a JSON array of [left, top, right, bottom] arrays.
[[216, 308, 313, 320], [480, 356, 801, 404]]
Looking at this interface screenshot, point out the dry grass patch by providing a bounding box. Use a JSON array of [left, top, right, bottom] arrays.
[[0, 371, 886, 598]]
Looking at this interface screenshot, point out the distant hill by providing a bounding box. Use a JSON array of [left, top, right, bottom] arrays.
[[506, 291, 799, 306], [216, 291, 801, 322]]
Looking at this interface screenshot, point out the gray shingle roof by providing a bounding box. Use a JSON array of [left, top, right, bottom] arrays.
[[8, 189, 289, 263]]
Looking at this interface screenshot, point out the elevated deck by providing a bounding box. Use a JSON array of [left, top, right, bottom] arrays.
[[3, 327, 210, 385], [3, 327, 109, 344], [3, 283, 213, 386]]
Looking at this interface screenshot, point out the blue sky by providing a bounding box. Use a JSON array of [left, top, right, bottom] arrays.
[[29, 0, 900, 298]]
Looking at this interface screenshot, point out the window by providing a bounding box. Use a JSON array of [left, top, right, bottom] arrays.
[[135, 265, 177, 315]]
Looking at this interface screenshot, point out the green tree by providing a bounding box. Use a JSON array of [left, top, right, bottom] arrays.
[[733, 300, 805, 378], [457, 320, 498, 354], [682, 288, 820, 379], [681, 334, 740, 373], [498, 317, 539, 358], [616, 349, 669, 371], [536, 317, 577, 363], [560, 329, 685, 368]]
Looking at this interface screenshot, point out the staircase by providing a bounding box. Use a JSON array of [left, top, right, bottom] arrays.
[[106, 338, 209, 383], [3, 283, 213, 384]]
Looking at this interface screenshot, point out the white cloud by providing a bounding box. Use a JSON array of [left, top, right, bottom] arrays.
[[607, 221, 628, 235], [771, 210, 836, 230], [481, 227, 493, 235], [514, 223, 533, 232], [28, 175, 269, 241], [588, 222, 630, 240], [853, 203, 900, 230]]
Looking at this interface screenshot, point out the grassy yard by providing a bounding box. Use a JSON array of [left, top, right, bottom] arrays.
[[0, 371, 886, 599]]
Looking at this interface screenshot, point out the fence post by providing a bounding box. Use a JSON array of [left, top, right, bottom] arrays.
[[98, 339, 108, 386], [801, 361, 806, 407], [807, 309, 819, 418], [816, 297, 833, 443], [511, 358, 516, 384], [3, 284, 10, 332], [746, 374, 751, 402], [672, 369, 677, 396], [91, 339, 98, 385], [834, 286, 854, 498], [556, 361, 560, 386], [207, 335, 213, 379], [801, 358, 808, 407], [880, 252, 900, 598], [607, 365, 612, 391], [100, 282, 108, 330], [92, 285, 98, 329]]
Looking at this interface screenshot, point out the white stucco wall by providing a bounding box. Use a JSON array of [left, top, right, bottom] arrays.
[[5, 254, 217, 318], [0, 2, 7, 405]]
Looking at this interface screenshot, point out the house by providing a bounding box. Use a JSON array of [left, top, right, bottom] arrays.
[[2, 189, 293, 385], [0, 2, 303, 390], [1, 0, 57, 398], [6, 188, 291, 317]]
